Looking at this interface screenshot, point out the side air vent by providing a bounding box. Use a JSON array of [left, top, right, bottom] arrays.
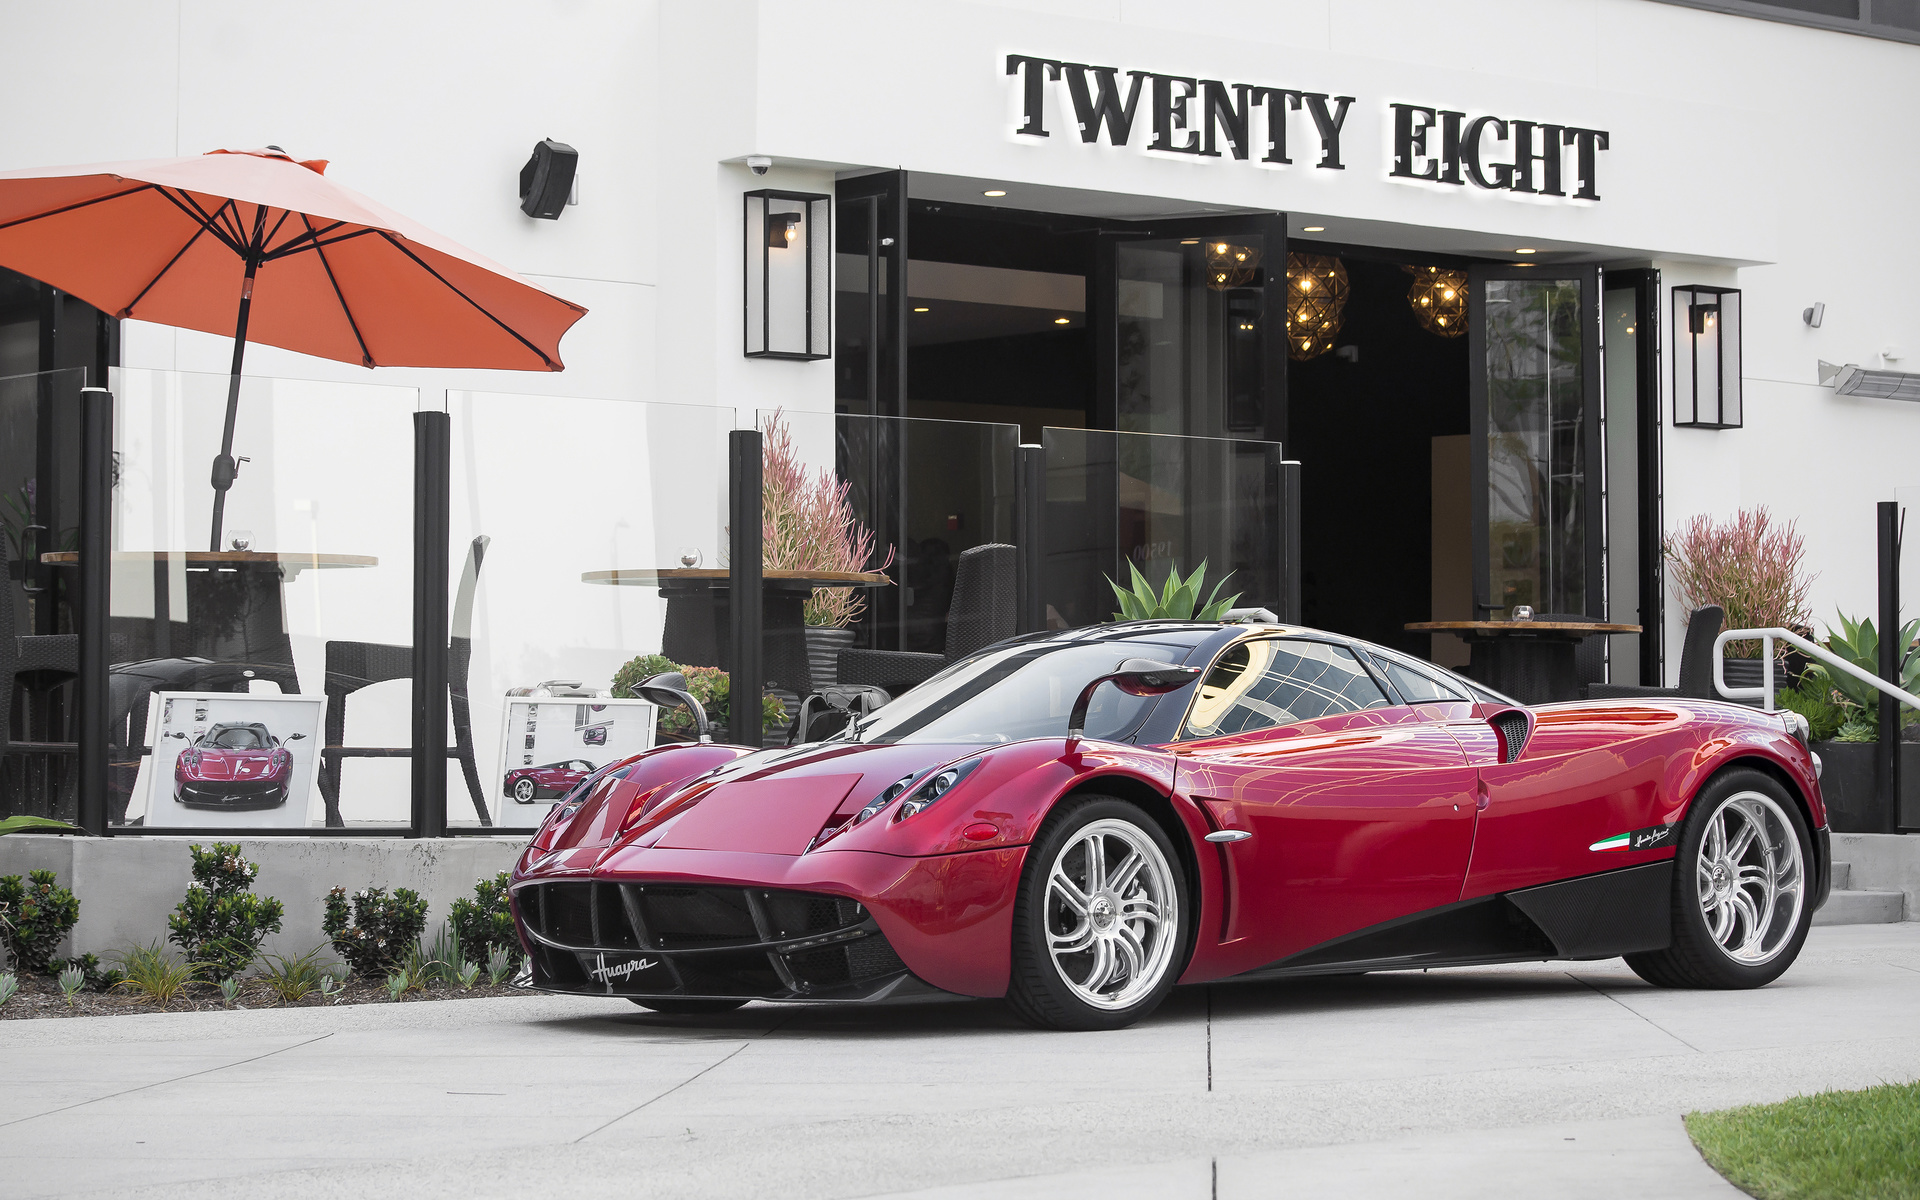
[[1490, 711, 1530, 763]]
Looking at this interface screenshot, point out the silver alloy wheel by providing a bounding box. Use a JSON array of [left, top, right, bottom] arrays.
[[1043, 817, 1178, 1010], [1695, 789, 1805, 966], [514, 778, 536, 802]]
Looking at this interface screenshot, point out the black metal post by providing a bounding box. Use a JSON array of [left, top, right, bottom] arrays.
[[411, 410, 451, 837], [729, 429, 764, 748], [1016, 444, 1045, 634], [76, 386, 112, 835], [1279, 460, 1303, 625], [1877, 500, 1900, 836]]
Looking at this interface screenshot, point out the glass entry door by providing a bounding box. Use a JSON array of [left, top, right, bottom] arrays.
[[1095, 214, 1288, 444], [1468, 265, 1602, 620]]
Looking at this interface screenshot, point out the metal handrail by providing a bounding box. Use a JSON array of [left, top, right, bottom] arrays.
[[1715, 627, 1920, 715]]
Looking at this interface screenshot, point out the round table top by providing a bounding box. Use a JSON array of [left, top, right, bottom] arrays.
[[582, 567, 890, 589], [43, 550, 377, 569], [1404, 620, 1641, 636]]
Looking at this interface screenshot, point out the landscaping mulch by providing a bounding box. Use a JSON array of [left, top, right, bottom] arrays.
[[0, 971, 525, 1020]]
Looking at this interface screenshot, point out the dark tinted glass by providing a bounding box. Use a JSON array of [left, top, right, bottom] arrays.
[[1381, 659, 1468, 703]]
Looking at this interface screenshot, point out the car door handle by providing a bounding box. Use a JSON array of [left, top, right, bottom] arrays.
[[1204, 830, 1251, 843]]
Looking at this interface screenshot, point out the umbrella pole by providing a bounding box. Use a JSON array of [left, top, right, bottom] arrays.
[[208, 260, 258, 552]]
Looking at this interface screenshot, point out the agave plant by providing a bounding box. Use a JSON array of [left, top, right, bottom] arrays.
[[1804, 610, 1920, 739], [1107, 559, 1240, 623]]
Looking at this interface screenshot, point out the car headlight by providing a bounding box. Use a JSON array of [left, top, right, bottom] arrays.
[[895, 758, 983, 821], [1782, 710, 1811, 747], [853, 772, 922, 826]]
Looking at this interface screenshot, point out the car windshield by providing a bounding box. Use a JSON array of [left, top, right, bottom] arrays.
[[845, 640, 1189, 745], [209, 728, 267, 749]]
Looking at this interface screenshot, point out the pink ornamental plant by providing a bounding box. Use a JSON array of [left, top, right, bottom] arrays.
[[760, 410, 894, 628], [1665, 507, 1815, 658]]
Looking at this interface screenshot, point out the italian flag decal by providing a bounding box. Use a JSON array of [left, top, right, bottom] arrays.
[[1588, 824, 1675, 853], [1588, 832, 1633, 852]]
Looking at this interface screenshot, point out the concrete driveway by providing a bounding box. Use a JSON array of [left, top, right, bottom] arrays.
[[3, 923, 1917, 1200]]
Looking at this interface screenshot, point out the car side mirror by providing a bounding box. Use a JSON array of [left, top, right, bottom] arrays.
[[167, 731, 187, 739], [1068, 658, 1203, 742], [632, 671, 713, 743], [285, 732, 306, 741]]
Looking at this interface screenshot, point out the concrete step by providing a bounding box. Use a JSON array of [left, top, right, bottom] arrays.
[[1814, 888, 1906, 926], [1832, 860, 1853, 890]]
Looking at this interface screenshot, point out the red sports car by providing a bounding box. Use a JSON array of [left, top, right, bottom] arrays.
[[172, 721, 299, 810], [510, 622, 1830, 1030], [505, 759, 597, 804]]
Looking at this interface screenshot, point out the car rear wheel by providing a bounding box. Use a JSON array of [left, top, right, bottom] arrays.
[[1625, 768, 1813, 990], [627, 997, 749, 1015], [513, 777, 536, 803], [1006, 795, 1189, 1031]]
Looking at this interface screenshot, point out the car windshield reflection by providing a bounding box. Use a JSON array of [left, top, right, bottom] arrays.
[[846, 640, 1190, 745]]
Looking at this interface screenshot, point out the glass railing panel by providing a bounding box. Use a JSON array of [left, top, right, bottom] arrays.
[[107, 367, 418, 831], [448, 392, 734, 829], [765, 408, 1019, 712], [0, 369, 87, 820], [1041, 426, 1283, 629]]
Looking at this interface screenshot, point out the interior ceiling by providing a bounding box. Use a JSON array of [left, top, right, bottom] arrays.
[[894, 170, 1655, 268]]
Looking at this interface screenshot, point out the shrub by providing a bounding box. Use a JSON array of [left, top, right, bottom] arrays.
[[610, 653, 786, 740], [112, 941, 193, 1007], [166, 843, 285, 982], [0, 869, 79, 975], [450, 872, 517, 970], [486, 944, 516, 986], [255, 947, 338, 1003], [1666, 508, 1815, 658], [323, 885, 428, 979], [0, 972, 16, 1007]]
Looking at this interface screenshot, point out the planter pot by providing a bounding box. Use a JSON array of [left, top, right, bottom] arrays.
[[804, 626, 856, 691], [1808, 741, 1920, 832]]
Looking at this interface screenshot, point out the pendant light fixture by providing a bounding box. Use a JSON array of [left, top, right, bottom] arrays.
[[1403, 264, 1468, 337], [1205, 241, 1261, 291], [1285, 252, 1348, 360]]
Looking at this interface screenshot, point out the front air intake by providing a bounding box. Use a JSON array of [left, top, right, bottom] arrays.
[[1490, 711, 1530, 763]]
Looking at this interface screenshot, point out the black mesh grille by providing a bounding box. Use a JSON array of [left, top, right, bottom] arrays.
[[642, 887, 757, 949], [1491, 712, 1530, 763], [543, 884, 595, 946], [846, 933, 907, 980]]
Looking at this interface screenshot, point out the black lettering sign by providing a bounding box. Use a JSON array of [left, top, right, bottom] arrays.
[[1060, 63, 1148, 146]]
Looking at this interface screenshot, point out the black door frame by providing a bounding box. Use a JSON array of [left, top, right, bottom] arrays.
[[1602, 266, 1665, 684], [1090, 212, 1290, 445], [1467, 262, 1604, 621]]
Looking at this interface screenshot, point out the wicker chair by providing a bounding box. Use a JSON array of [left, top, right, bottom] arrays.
[[1585, 605, 1724, 701], [1535, 613, 1605, 699], [317, 536, 491, 827], [838, 543, 1017, 696]]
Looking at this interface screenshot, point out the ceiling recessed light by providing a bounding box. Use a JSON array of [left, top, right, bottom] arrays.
[[1053, 317, 1071, 324], [1302, 226, 1325, 233], [1180, 238, 1199, 244], [1514, 248, 1537, 255], [982, 189, 1007, 197], [1514, 263, 1536, 268], [913, 307, 929, 312]]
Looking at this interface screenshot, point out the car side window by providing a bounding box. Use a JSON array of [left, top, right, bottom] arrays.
[[1183, 639, 1390, 738], [1378, 658, 1468, 704]]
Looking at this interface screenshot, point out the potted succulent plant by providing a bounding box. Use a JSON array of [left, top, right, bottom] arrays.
[[760, 411, 893, 691], [1105, 559, 1240, 622], [1777, 611, 1920, 832]]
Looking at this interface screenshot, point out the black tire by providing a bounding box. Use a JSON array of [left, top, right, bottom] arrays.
[[1006, 795, 1192, 1031], [1625, 767, 1814, 989], [627, 997, 749, 1015]]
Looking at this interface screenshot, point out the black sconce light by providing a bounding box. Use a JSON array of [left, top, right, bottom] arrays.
[[1673, 284, 1742, 429], [744, 189, 830, 360]]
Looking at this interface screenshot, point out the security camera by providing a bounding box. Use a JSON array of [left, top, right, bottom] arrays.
[[1803, 302, 1825, 328], [746, 155, 772, 176]]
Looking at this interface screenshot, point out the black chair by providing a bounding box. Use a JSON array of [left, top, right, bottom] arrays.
[[1585, 604, 1725, 701], [318, 536, 490, 827], [1536, 613, 1605, 699], [0, 534, 78, 804], [838, 543, 1017, 696]]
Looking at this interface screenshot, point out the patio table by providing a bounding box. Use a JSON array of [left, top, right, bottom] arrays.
[[1402, 619, 1641, 705], [582, 568, 888, 699]]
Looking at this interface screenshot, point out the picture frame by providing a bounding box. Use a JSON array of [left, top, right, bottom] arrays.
[[484, 697, 658, 829], [133, 692, 329, 830]]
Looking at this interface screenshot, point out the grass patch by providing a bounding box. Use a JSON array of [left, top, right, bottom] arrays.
[[1687, 1080, 1920, 1200]]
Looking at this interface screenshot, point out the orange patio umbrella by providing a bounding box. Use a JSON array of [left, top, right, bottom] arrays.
[[0, 147, 588, 549]]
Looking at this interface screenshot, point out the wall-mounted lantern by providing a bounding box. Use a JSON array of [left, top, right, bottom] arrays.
[[1673, 284, 1741, 428], [744, 189, 830, 360]]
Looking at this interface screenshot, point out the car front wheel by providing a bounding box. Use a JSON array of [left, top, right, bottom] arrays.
[[513, 777, 537, 803], [1006, 795, 1190, 1031], [1626, 767, 1813, 989]]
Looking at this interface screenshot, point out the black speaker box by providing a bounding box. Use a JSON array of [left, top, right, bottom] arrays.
[[519, 138, 578, 220]]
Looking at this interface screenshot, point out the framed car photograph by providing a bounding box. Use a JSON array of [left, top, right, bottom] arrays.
[[134, 692, 328, 830], [489, 698, 657, 829]]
